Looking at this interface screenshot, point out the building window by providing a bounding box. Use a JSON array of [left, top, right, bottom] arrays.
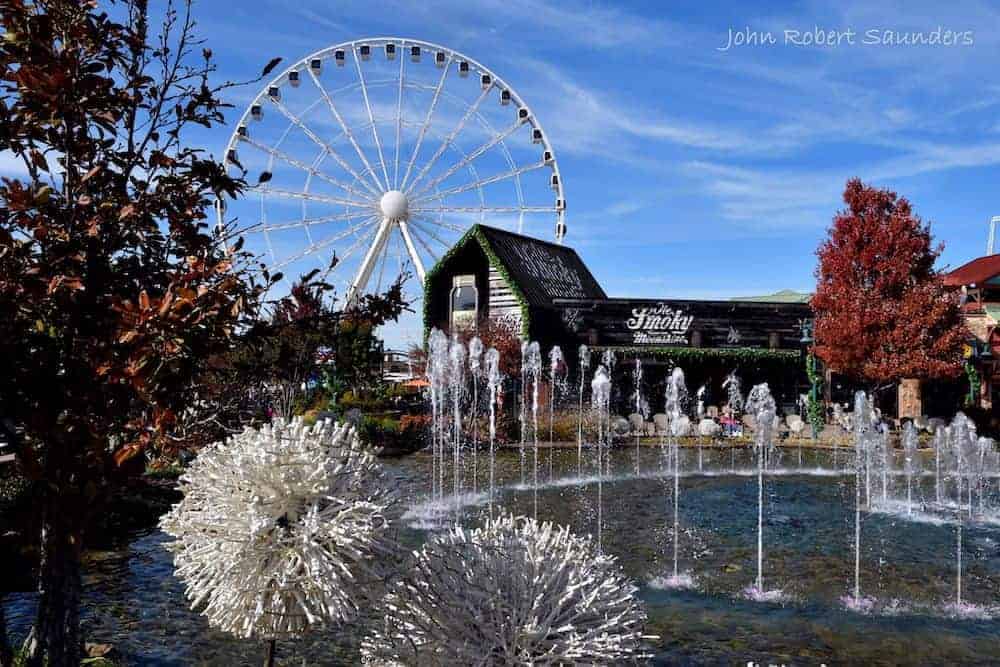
[[450, 274, 478, 331]]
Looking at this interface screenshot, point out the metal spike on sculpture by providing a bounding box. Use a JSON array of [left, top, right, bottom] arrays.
[[362, 512, 651, 664], [160, 417, 393, 640]]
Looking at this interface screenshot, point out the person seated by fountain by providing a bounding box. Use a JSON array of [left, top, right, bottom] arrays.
[[720, 404, 741, 437]]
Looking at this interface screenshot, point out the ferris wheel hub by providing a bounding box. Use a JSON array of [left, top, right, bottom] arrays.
[[379, 190, 409, 220]]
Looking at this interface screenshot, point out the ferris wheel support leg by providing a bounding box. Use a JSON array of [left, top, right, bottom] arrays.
[[397, 221, 426, 283], [346, 217, 394, 308]]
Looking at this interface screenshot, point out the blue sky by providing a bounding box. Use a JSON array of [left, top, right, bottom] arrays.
[[9, 1, 1000, 348]]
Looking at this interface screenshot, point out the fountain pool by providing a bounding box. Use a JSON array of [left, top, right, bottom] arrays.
[[6, 446, 1000, 665]]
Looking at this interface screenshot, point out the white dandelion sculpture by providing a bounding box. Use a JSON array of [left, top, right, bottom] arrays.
[[362, 512, 651, 665], [160, 417, 393, 648]]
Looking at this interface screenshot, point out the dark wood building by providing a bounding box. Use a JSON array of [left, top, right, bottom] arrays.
[[424, 224, 812, 407]]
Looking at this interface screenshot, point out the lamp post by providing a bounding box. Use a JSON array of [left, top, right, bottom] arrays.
[[800, 319, 820, 440]]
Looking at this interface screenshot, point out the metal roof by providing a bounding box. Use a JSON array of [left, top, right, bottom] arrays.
[[729, 289, 812, 304], [470, 225, 607, 307], [944, 254, 1000, 287]]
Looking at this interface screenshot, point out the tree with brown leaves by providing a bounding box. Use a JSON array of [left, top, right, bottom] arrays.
[[0, 1, 282, 663]]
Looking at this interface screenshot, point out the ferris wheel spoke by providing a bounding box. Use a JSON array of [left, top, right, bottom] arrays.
[[409, 120, 524, 200], [266, 216, 380, 273], [266, 97, 381, 197], [409, 217, 459, 249], [248, 186, 374, 209], [399, 56, 451, 191], [412, 160, 547, 203], [307, 67, 388, 193], [241, 135, 374, 201], [374, 231, 394, 294], [404, 86, 492, 197], [405, 221, 441, 262], [392, 53, 405, 188], [319, 222, 377, 284], [412, 205, 556, 214], [411, 217, 466, 233], [251, 210, 371, 234], [353, 46, 392, 190]]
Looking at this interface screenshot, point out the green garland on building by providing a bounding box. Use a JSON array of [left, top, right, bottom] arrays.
[[421, 225, 532, 342], [591, 346, 800, 364]]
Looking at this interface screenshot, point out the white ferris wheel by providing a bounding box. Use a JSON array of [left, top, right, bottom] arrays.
[[220, 37, 566, 307]]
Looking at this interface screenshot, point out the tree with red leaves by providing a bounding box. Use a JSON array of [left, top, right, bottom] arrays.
[[812, 179, 967, 394]]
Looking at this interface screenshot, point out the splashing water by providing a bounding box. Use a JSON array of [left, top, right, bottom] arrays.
[[548, 345, 564, 480], [664, 367, 689, 584], [485, 347, 501, 519], [848, 391, 878, 607], [745, 382, 777, 599], [591, 365, 611, 553], [723, 372, 743, 471], [448, 336, 466, 524], [525, 341, 542, 519], [633, 358, 645, 475], [426, 329, 450, 504], [519, 341, 529, 484], [577, 344, 591, 475], [468, 336, 484, 494], [902, 421, 920, 515]]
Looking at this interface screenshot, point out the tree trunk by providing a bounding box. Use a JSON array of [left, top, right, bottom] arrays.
[[0, 593, 12, 667], [22, 487, 82, 667], [264, 639, 276, 667]]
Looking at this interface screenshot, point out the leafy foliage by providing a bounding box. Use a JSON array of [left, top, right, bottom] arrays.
[[167, 267, 408, 454], [0, 0, 270, 476], [0, 2, 276, 663], [812, 179, 966, 385]]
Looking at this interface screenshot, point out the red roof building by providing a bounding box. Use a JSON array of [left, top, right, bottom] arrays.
[[944, 254, 1000, 410]]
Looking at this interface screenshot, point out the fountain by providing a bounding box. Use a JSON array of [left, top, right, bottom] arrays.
[[591, 365, 611, 553], [413, 330, 1000, 639], [878, 423, 891, 505], [576, 344, 590, 475], [723, 372, 743, 471], [843, 390, 878, 612], [548, 346, 564, 479], [468, 337, 483, 494], [519, 341, 529, 484], [485, 347, 501, 519], [601, 350, 616, 476], [744, 382, 780, 601], [632, 358, 645, 475], [426, 329, 450, 503], [526, 341, 542, 519], [951, 413, 978, 518], [659, 366, 692, 588], [934, 425, 946, 505], [448, 335, 466, 523], [902, 421, 919, 515]]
